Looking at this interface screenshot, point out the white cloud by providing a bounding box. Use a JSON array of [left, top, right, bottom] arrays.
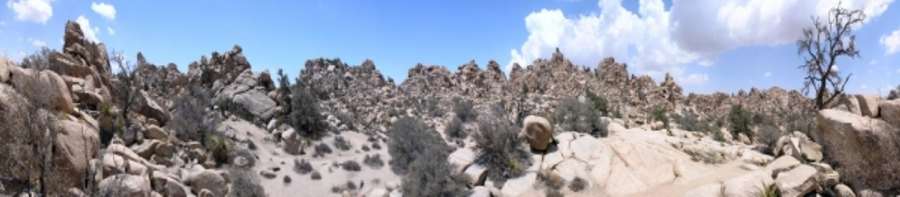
[[509, 0, 696, 78], [680, 73, 710, 85], [76, 15, 100, 42], [763, 72, 772, 77], [673, 0, 892, 58], [6, 0, 53, 24], [30, 39, 46, 48], [106, 26, 115, 35], [90, 2, 115, 20], [510, 0, 894, 81], [882, 28, 900, 55]]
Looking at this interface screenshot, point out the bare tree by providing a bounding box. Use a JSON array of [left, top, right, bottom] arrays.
[[111, 51, 139, 127], [797, 4, 865, 110]]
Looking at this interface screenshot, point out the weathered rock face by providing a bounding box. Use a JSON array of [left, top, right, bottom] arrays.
[[187, 45, 250, 90], [816, 109, 900, 190], [49, 118, 101, 194], [98, 174, 152, 197], [879, 99, 900, 127], [0, 57, 9, 83], [0, 84, 43, 188], [186, 170, 227, 197], [9, 67, 75, 113], [136, 90, 170, 125]]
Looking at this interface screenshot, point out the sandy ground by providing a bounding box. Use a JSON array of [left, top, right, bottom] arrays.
[[220, 119, 401, 197]]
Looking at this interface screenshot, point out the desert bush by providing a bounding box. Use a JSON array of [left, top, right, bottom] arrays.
[[400, 148, 469, 197], [287, 86, 328, 139], [20, 47, 52, 71], [227, 167, 266, 197], [569, 177, 587, 192], [333, 136, 352, 151], [205, 134, 230, 166], [453, 97, 477, 122], [215, 98, 256, 122], [674, 110, 713, 133], [473, 114, 531, 184], [363, 154, 384, 169], [651, 105, 670, 130], [170, 85, 218, 142], [414, 96, 442, 117], [445, 117, 466, 139], [293, 159, 313, 174], [585, 90, 609, 116], [341, 160, 362, 172], [728, 105, 753, 140], [313, 143, 332, 157], [553, 97, 606, 137], [387, 117, 449, 175], [310, 171, 322, 180]]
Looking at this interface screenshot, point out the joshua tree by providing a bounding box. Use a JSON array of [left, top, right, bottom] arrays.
[[796, 4, 865, 110]]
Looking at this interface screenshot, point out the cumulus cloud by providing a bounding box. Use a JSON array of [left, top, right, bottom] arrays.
[[6, 0, 53, 24], [76, 15, 100, 42], [91, 2, 115, 20], [673, 0, 892, 57], [882, 28, 900, 55], [30, 39, 46, 48], [510, 0, 894, 82]]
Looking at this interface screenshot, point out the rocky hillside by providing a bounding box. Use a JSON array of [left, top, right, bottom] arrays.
[[1, 21, 898, 197]]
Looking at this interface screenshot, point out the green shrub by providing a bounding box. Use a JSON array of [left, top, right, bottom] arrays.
[[553, 97, 607, 137], [204, 134, 230, 165], [585, 90, 609, 116], [401, 148, 469, 197], [293, 159, 313, 174], [728, 105, 753, 140], [287, 86, 328, 140], [445, 117, 466, 139], [363, 154, 384, 169], [674, 110, 712, 133], [473, 113, 531, 184], [569, 177, 587, 192], [227, 167, 266, 197], [387, 117, 449, 175], [453, 97, 477, 122], [340, 160, 361, 171], [333, 136, 352, 151], [651, 105, 670, 130], [171, 86, 219, 142]]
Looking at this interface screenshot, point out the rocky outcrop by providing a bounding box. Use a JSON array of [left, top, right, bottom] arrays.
[[135, 90, 170, 125], [878, 99, 900, 127], [98, 174, 152, 197], [816, 109, 900, 190], [8, 67, 75, 113]]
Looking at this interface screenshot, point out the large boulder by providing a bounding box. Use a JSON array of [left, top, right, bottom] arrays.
[[232, 90, 277, 120], [98, 174, 152, 197], [521, 115, 553, 151], [774, 165, 819, 197], [879, 99, 900, 127], [136, 90, 170, 125], [8, 67, 75, 113], [150, 172, 189, 197], [185, 170, 228, 197], [48, 118, 101, 193], [0, 84, 43, 189], [816, 109, 900, 190]]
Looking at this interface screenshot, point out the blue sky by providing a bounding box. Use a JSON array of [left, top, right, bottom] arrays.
[[2, 0, 900, 95]]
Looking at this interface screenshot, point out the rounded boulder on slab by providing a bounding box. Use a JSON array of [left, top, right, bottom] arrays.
[[815, 109, 900, 191], [521, 115, 553, 152]]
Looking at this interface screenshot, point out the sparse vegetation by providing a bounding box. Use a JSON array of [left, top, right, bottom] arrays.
[[341, 160, 362, 171], [287, 85, 328, 139], [363, 154, 385, 169], [333, 136, 352, 151], [313, 143, 333, 157], [20, 47, 52, 71], [453, 97, 477, 122], [585, 89, 609, 116], [473, 113, 531, 184], [889, 85, 900, 100], [227, 167, 266, 197], [445, 116, 466, 139], [675, 110, 714, 133], [387, 117, 449, 175], [728, 105, 753, 141], [553, 97, 606, 137], [170, 85, 218, 142], [310, 171, 322, 180], [569, 177, 587, 192], [400, 147, 469, 197], [294, 159, 313, 174], [205, 134, 230, 166], [651, 105, 671, 131]]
